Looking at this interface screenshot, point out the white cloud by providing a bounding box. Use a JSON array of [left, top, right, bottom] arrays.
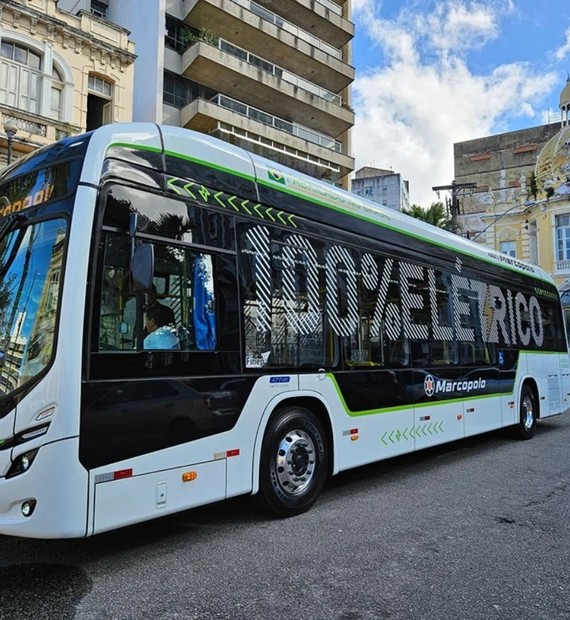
[[351, 0, 558, 207], [554, 27, 570, 61]]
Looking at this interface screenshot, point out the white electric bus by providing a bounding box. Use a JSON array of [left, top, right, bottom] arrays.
[[0, 124, 568, 539]]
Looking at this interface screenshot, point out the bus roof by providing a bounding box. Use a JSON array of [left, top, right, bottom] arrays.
[[27, 123, 558, 286]]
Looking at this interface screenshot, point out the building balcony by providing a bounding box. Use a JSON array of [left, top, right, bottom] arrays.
[[251, 0, 354, 49], [176, 96, 354, 179], [181, 40, 354, 137], [1, 105, 81, 164], [182, 0, 354, 93]]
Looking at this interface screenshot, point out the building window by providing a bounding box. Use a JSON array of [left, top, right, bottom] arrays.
[[50, 66, 64, 121], [91, 1, 108, 19], [556, 214, 570, 263], [165, 15, 190, 52], [0, 37, 71, 121], [163, 71, 216, 109], [500, 240, 516, 257], [0, 41, 41, 113], [87, 74, 113, 130]]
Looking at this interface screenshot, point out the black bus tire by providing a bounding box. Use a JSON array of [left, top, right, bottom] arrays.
[[513, 384, 538, 440], [255, 406, 328, 518]]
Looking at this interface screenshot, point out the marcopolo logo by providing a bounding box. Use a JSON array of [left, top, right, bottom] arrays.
[[424, 375, 436, 397], [424, 374, 487, 397]]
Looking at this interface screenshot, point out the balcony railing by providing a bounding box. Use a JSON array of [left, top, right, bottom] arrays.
[[556, 259, 570, 273], [315, 0, 343, 16], [214, 121, 341, 172], [215, 39, 342, 105], [211, 93, 342, 152], [230, 0, 342, 59]]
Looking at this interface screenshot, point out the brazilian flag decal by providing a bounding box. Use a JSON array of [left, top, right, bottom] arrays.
[[268, 169, 286, 185]]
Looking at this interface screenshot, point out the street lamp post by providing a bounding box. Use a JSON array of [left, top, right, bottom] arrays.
[[3, 119, 19, 165]]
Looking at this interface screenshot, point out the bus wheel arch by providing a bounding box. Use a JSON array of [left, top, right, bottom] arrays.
[[513, 380, 539, 440], [253, 397, 332, 517]]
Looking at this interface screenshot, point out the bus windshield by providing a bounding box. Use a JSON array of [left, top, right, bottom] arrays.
[[0, 218, 67, 400]]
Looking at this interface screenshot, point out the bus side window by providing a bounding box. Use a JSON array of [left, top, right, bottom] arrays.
[[388, 340, 410, 367], [146, 249, 216, 352]]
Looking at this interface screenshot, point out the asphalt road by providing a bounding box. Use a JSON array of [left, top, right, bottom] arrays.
[[1, 415, 569, 620]]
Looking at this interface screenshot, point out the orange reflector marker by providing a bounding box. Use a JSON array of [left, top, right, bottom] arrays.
[[182, 471, 198, 482], [113, 468, 133, 480], [350, 435, 359, 441], [226, 449, 240, 458], [457, 414, 463, 420]]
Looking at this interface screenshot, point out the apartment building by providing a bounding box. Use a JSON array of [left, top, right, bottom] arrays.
[[0, 0, 135, 165], [59, 0, 355, 187], [351, 166, 410, 211]]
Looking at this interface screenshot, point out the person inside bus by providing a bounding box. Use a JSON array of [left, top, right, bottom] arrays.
[[143, 304, 180, 350], [144, 285, 175, 335]]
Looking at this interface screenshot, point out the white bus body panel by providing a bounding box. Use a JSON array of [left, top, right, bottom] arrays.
[[415, 400, 465, 448], [92, 459, 226, 535], [80, 124, 162, 185], [160, 126, 256, 181], [0, 438, 87, 538], [463, 395, 503, 438], [526, 352, 568, 419]]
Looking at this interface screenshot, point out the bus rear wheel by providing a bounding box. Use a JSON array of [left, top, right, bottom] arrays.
[[513, 385, 538, 440], [256, 406, 328, 517]]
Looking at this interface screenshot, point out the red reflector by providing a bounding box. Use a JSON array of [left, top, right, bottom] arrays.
[[420, 416, 431, 422], [113, 468, 133, 480], [350, 428, 358, 435], [226, 449, 240, 458]]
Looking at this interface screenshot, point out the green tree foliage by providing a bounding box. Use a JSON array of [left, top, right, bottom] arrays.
[[401, 202, 452, 230]]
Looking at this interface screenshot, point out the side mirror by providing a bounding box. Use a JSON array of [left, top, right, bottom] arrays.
[[131, 243, 154, 293]]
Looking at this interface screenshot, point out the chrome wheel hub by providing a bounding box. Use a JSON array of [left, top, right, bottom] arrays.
[[522, 395, 535, 429], [275, 429, 316, 495]]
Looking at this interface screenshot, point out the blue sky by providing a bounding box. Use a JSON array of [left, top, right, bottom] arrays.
[[351, 0, 570, 206]]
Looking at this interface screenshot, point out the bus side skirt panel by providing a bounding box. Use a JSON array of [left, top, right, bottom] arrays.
[[90, 459, 226, 536]]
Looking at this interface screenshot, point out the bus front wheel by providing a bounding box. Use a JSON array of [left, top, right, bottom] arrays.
[[255, 406, 328, 517], [513, 385, 538, 440]]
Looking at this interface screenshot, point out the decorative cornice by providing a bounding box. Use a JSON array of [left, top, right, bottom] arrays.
[[2, 1, 137, 64]]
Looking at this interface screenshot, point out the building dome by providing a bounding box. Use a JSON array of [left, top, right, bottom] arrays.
[[535, 78, 570, 195], [535, 126, 570, 191]]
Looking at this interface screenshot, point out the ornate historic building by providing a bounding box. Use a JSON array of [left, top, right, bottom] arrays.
[[0, 0, 135, 165], [454, 77, 570, 327], [455, 78, 570, 278]]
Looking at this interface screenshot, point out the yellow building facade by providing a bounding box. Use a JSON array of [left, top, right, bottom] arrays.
[[0, 0, 135, 164], [485, 79, 570, 290], [455, 78, 570, 295]]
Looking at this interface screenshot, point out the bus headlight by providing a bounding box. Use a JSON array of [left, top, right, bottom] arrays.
[[6, 449, 39, 478]]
